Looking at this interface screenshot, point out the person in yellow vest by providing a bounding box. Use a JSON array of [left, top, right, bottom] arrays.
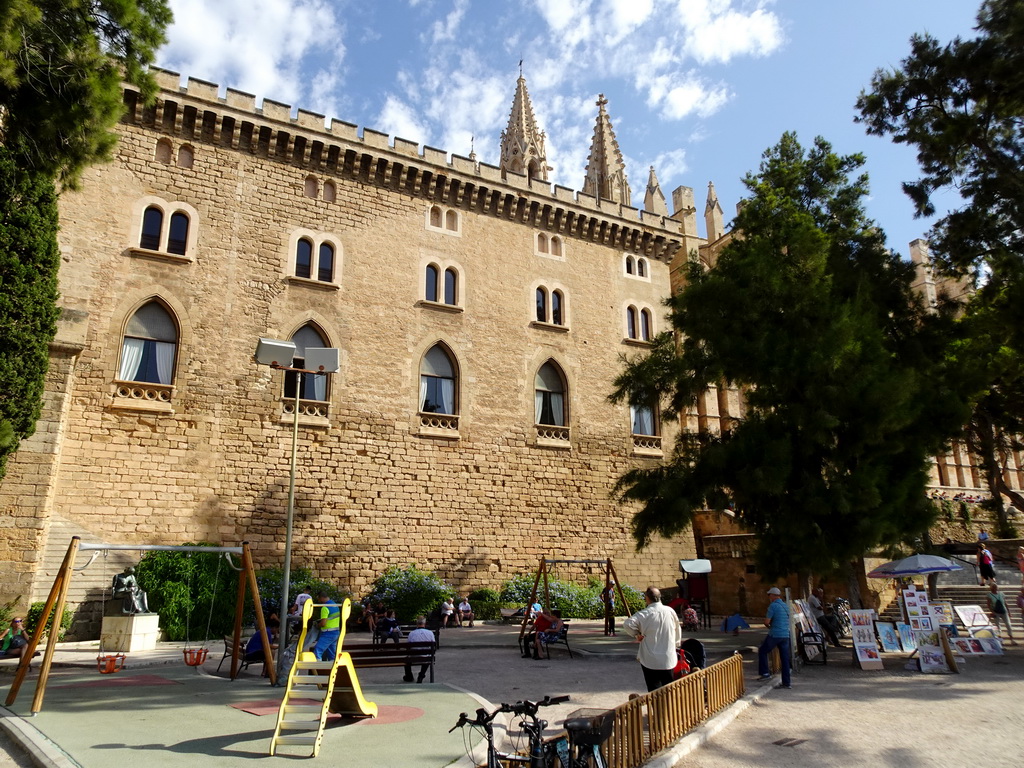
[[313, 591, 341, 661]]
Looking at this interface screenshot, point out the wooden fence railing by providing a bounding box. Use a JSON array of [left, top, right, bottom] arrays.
[[601, 652, 746, 768]]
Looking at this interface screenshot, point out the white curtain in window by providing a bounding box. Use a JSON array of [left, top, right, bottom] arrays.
[[419, 377, 429, 411], [550, 392, 564, 426], [439, 378, 454, 414], [312, 372, 327, 401], [154, 341, 175, 385], [631, 405, 654, 435], [119, 338, 145, 381], [535, 392, 544, 423]]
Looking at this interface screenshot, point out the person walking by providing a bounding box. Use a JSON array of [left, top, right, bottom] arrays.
[[986, 582, 1016, 645], [622, 586, 682, 691], [757, 587, 792, 689], [978, 543, 996, 586]]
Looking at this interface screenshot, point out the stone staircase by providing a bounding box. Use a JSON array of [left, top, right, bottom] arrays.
[[32, 515, 136, 639], [876, 555, 1023, 637]]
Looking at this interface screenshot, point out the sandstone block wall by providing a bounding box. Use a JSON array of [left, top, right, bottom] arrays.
[[0, 81, 698, 615]]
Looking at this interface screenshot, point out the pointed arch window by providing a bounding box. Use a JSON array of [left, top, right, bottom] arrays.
[[119, 302, 177, 385], [535, 362, 566, 427], [420, 345, 457, 415], [631, 404, 658, 436], [284, 325, 330, 402]]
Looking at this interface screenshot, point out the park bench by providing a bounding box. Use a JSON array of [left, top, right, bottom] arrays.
[[342, 640, 438, 682], [500, 607, 526, 624], [518, 621, 573, 659]]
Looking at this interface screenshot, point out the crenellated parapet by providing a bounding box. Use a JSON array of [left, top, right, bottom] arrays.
[[126, 69, 689, 262]]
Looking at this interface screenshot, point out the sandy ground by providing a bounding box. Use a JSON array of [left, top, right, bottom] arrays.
[[673, 649, 1024, 768]]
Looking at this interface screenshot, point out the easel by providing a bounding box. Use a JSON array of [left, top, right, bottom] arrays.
[[5, 536, 276, 714], [517, 557, 632, 645]]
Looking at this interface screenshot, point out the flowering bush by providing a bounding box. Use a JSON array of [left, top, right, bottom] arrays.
[[252, 566, 349, 621], [364, 565, 452, 623]]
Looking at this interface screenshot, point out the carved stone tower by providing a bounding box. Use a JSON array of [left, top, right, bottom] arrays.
[[499, 75, 550, 182], [705, 181, 724, 242], [582, 94, 631, 206]]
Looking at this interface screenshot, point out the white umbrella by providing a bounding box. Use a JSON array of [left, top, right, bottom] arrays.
[[883, 554, 963, 577], [866, 560, 902, 579]]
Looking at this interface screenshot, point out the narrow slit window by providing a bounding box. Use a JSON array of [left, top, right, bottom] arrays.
[[140, 207, 163, 250], [626, 306, 638, 339], [536, 288, 548, 322], [444, 268, 457, 305], [318, 243, 335, 282], [552, 291, 563, 326], [641, 309, 652, 341], [167, 212, 189, 255], [425, 265, 439, 302], [295, 238, 313, 279]]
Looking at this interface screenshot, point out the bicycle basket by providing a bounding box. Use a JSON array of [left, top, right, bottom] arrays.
[[563, 708, 614, 747]]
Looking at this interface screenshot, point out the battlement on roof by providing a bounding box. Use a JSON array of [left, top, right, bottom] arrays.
[[139, 68, 700, 251]]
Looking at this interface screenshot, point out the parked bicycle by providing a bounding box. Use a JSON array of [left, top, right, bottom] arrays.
[[451, 695, 571, 768], [829, 597, 852, 636]]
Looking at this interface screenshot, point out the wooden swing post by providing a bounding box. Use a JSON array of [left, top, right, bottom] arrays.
[[4, 536, 80, 713]]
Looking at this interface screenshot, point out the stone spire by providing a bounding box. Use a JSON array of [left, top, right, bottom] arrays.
[[644, 166, 669, 217], [582, 94, 631, 206], [705, 181, 724, 241], [499, 74, 550, 182]]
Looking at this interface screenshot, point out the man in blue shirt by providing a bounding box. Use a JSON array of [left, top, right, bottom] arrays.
[[757, 587, 792, 688]]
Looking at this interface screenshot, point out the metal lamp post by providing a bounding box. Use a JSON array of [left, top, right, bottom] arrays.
[[254, 337, 339, 683]]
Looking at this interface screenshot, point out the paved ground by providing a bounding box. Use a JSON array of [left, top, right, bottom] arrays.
[[1, 621, 1020, 767]]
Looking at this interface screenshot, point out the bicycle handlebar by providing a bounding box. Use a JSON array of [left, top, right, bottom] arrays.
[[450, 696, 570, 730]]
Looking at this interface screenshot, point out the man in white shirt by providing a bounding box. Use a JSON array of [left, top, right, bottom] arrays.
[[403, 616, 436, 683], [622, 586, 682, 691]]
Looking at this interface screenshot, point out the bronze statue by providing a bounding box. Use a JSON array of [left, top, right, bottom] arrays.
[[112, 567, 150, 614]]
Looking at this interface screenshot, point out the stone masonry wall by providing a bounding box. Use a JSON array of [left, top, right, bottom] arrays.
[[0, 85, 697, 612]]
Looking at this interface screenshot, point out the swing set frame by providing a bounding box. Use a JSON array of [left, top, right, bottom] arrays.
[[517, 557, 633, 643], [5, 536, 276, 715]]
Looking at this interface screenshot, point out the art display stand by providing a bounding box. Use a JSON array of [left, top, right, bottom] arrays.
[[849, 609, 883, 669], [100, 613, 160, 652], [902, 588, 959, 673]]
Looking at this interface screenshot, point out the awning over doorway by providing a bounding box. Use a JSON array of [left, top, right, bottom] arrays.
[[679, 558, 712, 574]]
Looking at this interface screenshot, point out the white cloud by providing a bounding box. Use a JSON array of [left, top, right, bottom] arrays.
[[430, 0, 470, 42], [376, 95, 431, 145], [645, 74, 730, 120], [158, 0, 344, 113], [674, 0, 783, 64]]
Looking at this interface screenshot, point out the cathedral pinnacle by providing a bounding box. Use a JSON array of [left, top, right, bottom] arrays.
[[582, 94, 631, 206], [644, 166, 669, 217], [499, 73, 550, 182]]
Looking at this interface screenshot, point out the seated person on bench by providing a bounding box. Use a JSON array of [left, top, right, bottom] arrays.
[[402, 616, 435, 683], [457, 597, 475, 627], [376, 609, 402, 645], [244, 617, 280, 663], [524, 609, 563, 659]]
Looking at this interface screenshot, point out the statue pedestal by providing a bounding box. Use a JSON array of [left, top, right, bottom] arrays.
[[100, 613, 160, 652]]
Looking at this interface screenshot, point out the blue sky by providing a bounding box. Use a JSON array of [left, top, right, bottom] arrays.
[[157, 0, 982, 255]]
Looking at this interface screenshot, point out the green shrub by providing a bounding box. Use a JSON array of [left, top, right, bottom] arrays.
[[26, 602, 73, 641], [364, 565, 452, 623], [468, 587, 500, 603], [135, 545, 239, 641], [470, 600, 503, 621]]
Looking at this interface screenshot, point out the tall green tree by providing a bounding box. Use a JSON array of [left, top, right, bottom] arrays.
[[857, 0, 1024, 531], [0, 0, 172, 185], [611, 134, 968, 588], [0, 0, 170, 479]]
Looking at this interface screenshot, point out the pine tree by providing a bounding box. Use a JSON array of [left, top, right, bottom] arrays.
[[0, 0, 171, 478], [857, 0, 1024, 531], [610, 133, 968, 581]]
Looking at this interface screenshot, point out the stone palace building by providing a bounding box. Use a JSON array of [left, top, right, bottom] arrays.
[[0, 69, 730, 609]]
